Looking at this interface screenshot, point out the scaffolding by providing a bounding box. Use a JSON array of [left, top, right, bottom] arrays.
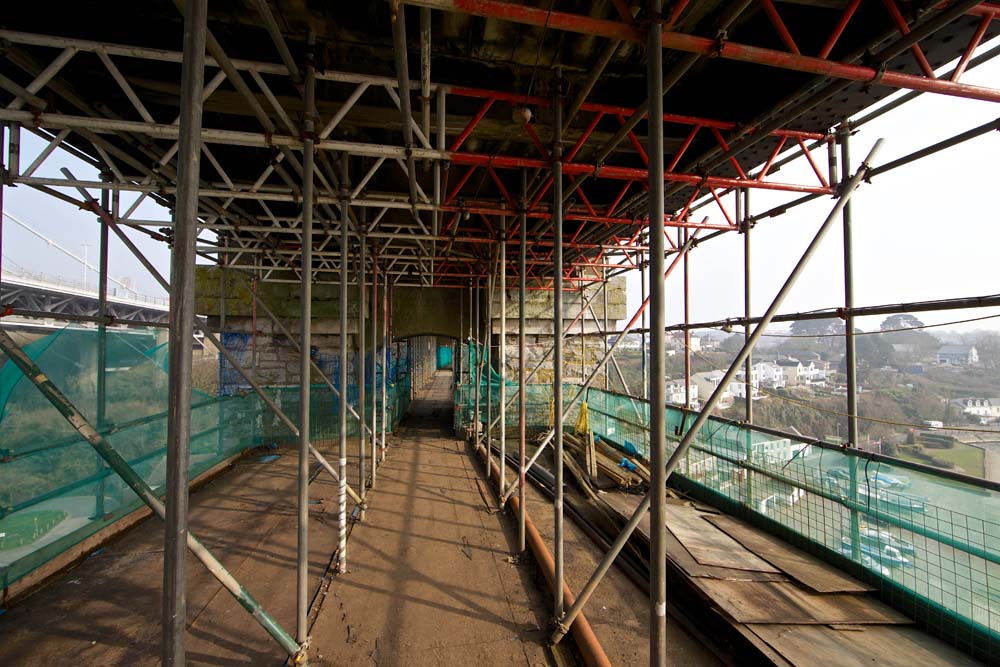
[[1, 2, 1000, 665]]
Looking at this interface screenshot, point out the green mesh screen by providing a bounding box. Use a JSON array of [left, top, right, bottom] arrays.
[[454, 370, 1000, 661], [0, 326, 408, 593]]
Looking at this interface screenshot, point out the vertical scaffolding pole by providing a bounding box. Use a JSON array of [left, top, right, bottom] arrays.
[[603, 267, 609, 392], [552, 71, 565, 620], [518, 170, 527, 553], [474, 277, 481, 439], [683, 227, 691, 410], [646, 4, 668, 661], [743, 188, 752, 423], [839, 121, 862, 561], [163, 1, 206, 662], [499, 219, 507, 495], [358, 238, 367, 521], [94, 181, 110, 518], [338, 181, 349, 574], [381, 271, 388, 459], [296, 34, 316, 648], [640, 261, 648, 399], [486, 248, 494, 470], [371, 248, 378, 486]]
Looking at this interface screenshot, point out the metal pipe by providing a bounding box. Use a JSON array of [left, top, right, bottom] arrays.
[[420, 7, 432, 157], [552, 72, 565, 620], [296, 36, 316, 648], [683, 228, 691, 410], [640, 260, 647, 399], [474, 277, 481, 440], [96, 184, 110, 430], [499, 218, 506, 496], [645, 7, 668, 661], [0, 328, 304, 660], [602, 267, 608, 392], [338, 189, 349, 573], [381, 266, 388, 459], [163, 3, 206, 661], [518, 170, 527, 554], [358, 236, 367, 521], [839, 121, 863, 564], [549, 139, 883, 644], [743, 188, 752, 423], [486, 247, 494, 469], [371, 248, 379, 485]]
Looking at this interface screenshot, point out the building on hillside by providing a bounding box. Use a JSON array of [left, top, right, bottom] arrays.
[[776, 358, 827, 386], [952, 397, 1000, 423], [665, 379, 698, 406], [692, 370, 732, 408], [937, 344, 978, 366]]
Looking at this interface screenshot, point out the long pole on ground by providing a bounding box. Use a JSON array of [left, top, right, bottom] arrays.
[[518, 170, 527, 553], [338, 182, 349, 573], [550, 139, 884, 646], [552, 69, 565, 620], [499, 217, 507, 495], [358, 237, 367, 521], [646, 5, 668, 662], [162, 2, 206, 663], [296, 34, 316, 648]]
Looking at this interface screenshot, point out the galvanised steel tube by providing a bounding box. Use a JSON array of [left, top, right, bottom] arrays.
[[390, 4, 421, 216], [0, 329, 303, 660], [743, 188, 752, 424], [549, 139, 884, 646], [518, 170, 527, 553], [474, 277, 481, 440], [371, 249, 379, 485], [338, 192, 349, 574], [499, 219, 507, 496], [163, 2, 206, 662], [646, 3, 668, 661], [552, 74, 565, 620], [296, 38, 316, 647], [486, 250, 494, 471], [358, 238, 367, 522], [381, 272, 388, 462]]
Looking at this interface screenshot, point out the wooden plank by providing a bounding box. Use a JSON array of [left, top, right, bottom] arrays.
[[601, 492, 789, 582], [695, 579, 911, 625], [748, 624, 984, 667], [705, 514, 874, 594], [663, 503, 782, 573]]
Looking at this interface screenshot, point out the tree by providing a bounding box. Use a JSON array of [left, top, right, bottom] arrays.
[[720, 333, 744, 354], [880, 313, 924, 331], [976, 331, 1000, 371], [855, 329, 895, 368], [790, 318, 844, 337]]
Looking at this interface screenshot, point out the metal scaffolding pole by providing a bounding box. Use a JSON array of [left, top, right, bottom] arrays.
[[499, 218, 507, 496], [358, 237, 367, 521], [603, 267, 609, 392], [371, 248, 379, 486], [474, 277, 481, 440], [646, 5, 668, 661], [297, 35, 316, 649], [839, 121, 863, 562], [163, 2, 206, 662], [549, 139, 883, 646], [94, 181, 110, 518], [518, 170, 527, 554], [486, 248, 494, 470], [338, 186, 349, 574], [381, 270, 388, 461], [552, 71, 565, 620], [683, 227, 691, 410], [640, 262, 648, 399], [743, 188, 752, 423]]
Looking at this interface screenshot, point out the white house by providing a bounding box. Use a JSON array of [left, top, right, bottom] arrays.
[[692, 370, 732, 408], [753, 361, 785, 389], [937, 344, 978, 366], [952, 398, 1000, 422], [665, 379, 698, 406], [730, 378, 761, 400], [776, 358, 826, 386]]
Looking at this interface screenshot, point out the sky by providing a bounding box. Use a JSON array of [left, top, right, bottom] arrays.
[[2, 39, 999, 333]]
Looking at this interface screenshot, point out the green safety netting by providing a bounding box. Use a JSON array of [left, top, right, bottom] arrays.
[[454, 372, 1000, 661], [0, 326, 410, 592]]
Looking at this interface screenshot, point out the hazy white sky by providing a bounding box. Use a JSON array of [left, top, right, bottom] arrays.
[[3, 40, 999, 333]]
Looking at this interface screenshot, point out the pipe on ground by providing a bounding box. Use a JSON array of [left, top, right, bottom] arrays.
[[472, 441, 612, 667]]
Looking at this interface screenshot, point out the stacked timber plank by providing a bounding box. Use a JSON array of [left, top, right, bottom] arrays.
[[601, 493, 984, 667], [563, 431, 647, 490]]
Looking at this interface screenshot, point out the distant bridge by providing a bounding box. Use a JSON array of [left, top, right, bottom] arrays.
[[1, 268, 169, 328]]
